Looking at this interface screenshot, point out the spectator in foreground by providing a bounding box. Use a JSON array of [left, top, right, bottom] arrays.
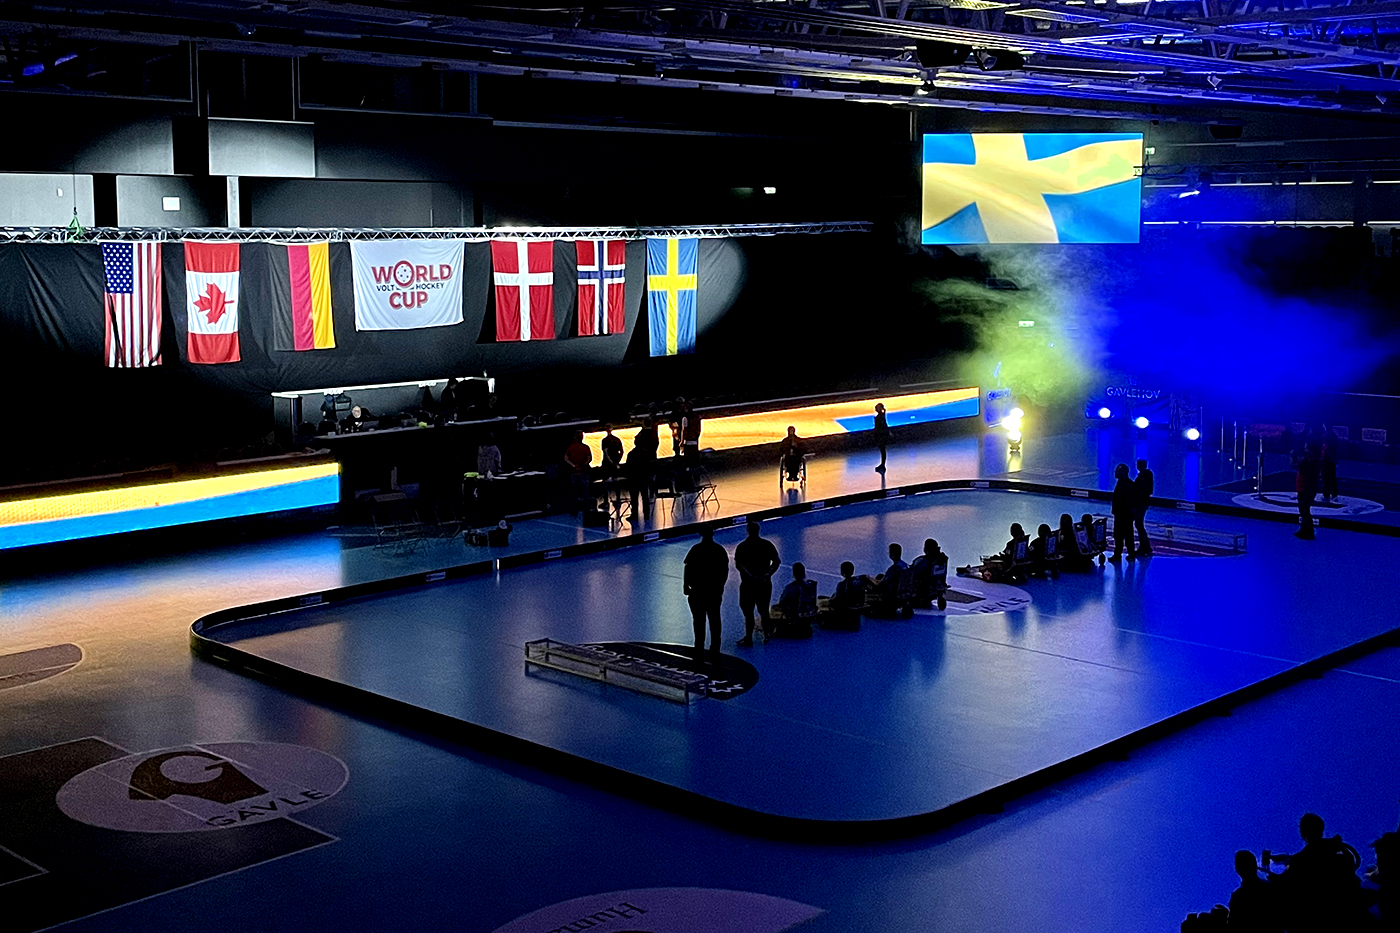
[[1228, 850, 1283, 932]]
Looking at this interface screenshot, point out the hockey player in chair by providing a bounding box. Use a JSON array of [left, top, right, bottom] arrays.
[[908, 538, 950, 611], [817, 561, 866, 631], [767, 563, 818, 638], [863, 543, 914, 619], [958, 523, 1031, 584]]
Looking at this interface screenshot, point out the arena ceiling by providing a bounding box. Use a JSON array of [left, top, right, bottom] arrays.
[[3, 0, 1400, 121]]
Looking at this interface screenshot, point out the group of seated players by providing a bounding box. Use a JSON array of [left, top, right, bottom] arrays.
[[956, 512, 1109, 584], [765, 538, 952, 636], [762, 513, 1112, 637]]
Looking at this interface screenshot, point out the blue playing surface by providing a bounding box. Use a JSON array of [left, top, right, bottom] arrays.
[[214, 488, 1400, 829]]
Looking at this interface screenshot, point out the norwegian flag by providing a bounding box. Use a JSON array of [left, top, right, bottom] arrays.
[[101, 241, 163, 368], [575, 239, 626, 336], [490, 239, 555, 341]]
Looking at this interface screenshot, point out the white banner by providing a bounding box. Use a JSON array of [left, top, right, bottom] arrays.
[[351, 240, 465, 330]]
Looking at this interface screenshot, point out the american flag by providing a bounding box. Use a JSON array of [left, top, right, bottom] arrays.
[[102, 241, 163, 367]]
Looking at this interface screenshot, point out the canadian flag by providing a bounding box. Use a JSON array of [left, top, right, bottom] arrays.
[[185, 242, 241, 364], [490, 239, 555, 342]]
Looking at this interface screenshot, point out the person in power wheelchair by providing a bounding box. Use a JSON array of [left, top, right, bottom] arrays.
[[958, 523, 1030, 583], [767, 562, 819, 638], [907, 538, 950, 611]]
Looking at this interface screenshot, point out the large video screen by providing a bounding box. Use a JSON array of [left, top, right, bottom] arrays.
[[921, 133, 1142, 245]]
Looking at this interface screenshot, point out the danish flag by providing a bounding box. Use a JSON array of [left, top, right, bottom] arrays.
[[491, 239, 555, 341]]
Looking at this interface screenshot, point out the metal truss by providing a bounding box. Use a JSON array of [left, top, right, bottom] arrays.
[[5, 0, 1400, 117], [0, 222, 874, 244]]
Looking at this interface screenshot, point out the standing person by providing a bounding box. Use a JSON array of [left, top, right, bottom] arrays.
[[1320, 427, 1339, 502], [439, 378, 459, 422], [628, 418, 659, 519], [683, 527, 729, 657], [734, 519, 781, 647], [680, 401, 702, 459], [599, 424, 624, 478], [563, 430, 593, 514], [1133, 457, 1154, 556], [1108, 463, 1136, 561], [1296, 442, 1320, 540], [873, 402, 890, 473], [669, 397, 686, 457], [476, 432, 502, 477]]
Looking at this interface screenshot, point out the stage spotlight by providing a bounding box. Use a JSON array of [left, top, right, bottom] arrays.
[[1185, 427, 1201, 441], [1134, 416, 1150, 429], [1098, 407, 1112, 419]]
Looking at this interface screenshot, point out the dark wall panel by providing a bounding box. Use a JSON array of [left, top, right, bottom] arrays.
[[0, 97, 176, 174], [0, 174, 95, 226], [245, 179, 467, 227], [116, 175, 223, 226], [207, 118, 315, 178]]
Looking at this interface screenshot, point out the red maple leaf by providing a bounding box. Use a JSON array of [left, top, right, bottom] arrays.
[[194, 282, 233, 325]]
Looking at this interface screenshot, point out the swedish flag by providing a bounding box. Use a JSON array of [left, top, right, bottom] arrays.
[[646, 237, 698, 356], [922, 133, 1142, 244]]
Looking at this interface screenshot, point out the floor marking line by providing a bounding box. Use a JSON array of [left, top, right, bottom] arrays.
[[0, 735, 130, 762], [0, 841, 48, 886], [1335, 667, 1400, 684], [82, 761, 218, 827], [187, 741, 350, 798], [942, 632, 1149, 675], [29, 823, 338, 933], [1104, 627, 1303, 665], [0, 663, 79, 683]]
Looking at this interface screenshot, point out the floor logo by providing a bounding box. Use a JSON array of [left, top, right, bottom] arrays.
[[491, 887, 823, 933], [585, 643, 759, 699], [1231, 491, 1384, 517], [0, 644, 82, 692], [918, 579, 1031, 615], [56, 741, 347, 833]]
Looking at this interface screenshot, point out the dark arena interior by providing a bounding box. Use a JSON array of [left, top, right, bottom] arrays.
[[2, 2, 1400, 931]]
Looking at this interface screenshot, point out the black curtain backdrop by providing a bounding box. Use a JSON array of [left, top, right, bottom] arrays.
[[6, 225, 1392, 485], [0, 233, 944, 483]]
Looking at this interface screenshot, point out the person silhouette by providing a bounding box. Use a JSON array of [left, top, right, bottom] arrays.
[[734, 519, 780, 646], [873, 402, 890, 473], [1272, 812, 1360, 931], [1133, 458, 1154, 556], [683, 527, 729, 657], [1227, 850, 1282, 932], [1109, 463, 1136, 561], [1295, 443, 1321, 540]]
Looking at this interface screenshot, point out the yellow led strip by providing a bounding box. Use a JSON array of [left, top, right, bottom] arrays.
[[582, 388, 978, 463], [0, 462, 339, 529]]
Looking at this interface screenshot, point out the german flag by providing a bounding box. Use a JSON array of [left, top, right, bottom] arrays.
[[272, 242, 335, 351]]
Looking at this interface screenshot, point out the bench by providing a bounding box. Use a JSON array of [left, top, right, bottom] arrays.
[[524, 639, 710, 704]]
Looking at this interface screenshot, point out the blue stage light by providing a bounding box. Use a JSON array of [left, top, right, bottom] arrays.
[[1185, 427, 1201, 441], [1134, 416, 1150, 429], [1098, 407, 1112, 419]]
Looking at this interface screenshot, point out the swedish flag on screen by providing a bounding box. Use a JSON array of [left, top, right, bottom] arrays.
[[922, 133, 1142, 244]]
